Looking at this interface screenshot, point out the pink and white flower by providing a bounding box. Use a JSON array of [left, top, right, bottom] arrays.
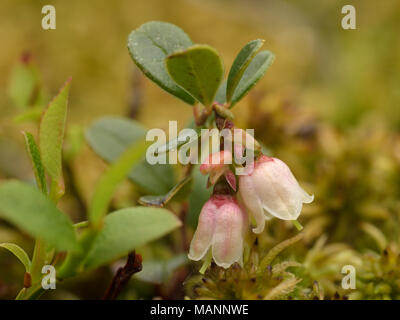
[[238, 155, 314, 234], [188, 195, 247, 268]]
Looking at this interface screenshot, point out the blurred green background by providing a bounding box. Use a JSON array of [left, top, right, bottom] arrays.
[[1, 0, 400, 299], [1, 0, 399, 128]]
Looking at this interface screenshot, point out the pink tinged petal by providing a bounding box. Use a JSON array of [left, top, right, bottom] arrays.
[[253, 158, 312, 220], [224, 170, 237, 191], [188, 200, 217, 261], [200, 150, 232, 175], [239, 175, 266, 234], [212, 202, 245, 268]]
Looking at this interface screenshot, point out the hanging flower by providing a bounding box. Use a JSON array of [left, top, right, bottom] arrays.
[[238, 155, 314, 234], [188, 194, 247, 269]]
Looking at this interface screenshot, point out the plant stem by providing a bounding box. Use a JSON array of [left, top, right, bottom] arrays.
[[103, 251, 142, 300]]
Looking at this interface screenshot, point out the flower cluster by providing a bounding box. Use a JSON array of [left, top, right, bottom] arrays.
[[189, 148, 313, 270]]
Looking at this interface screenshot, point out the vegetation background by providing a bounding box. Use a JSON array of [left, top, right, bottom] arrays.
[[0, 0, 399, 299]]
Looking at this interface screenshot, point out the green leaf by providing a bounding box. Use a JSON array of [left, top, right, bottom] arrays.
[[138, 176, 192, 207], [226, 39, 264, 103], [84, 207, 182, 268], [215, 80, 227, 105], [7, 59, 39, 109], [0, 243, 31, 272], [187, 167, 212, 228], [23, 132, 47, 194], [13, 106, 43, 124], [0, 181, 79, 252], [136, 254, 188, 284], [86, 117, 175, 195], [39, 78, 71, 182], [231, 50, 275, 107], [166, 44, 224, 107], [154, 129, 199, 155], [128, 21, 196, 105], [89, 140, 148, 225]]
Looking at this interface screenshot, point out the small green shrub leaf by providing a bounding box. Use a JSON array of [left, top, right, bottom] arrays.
[[23, 132, 47, 194], [0, 181, 79, 252], [39, 78, 71, 181], [231, 50, 274, 107], [88, 139, 148, 225], [0, 243, 31, 272], [166, 44, 224, 107], [86, 117, 175, 195], [84, 207, 182, 268], [13, 106, 43, 124], [128, 21, 196, 105], [7, 58, 39, 109], [215, 80, 227, 105], [226, 39, 264, 103], [154, 129, 199, 155]]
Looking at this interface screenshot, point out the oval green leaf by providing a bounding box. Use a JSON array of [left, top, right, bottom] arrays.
[[89, 139, 147, 225], [226, 39, 264, 103], [86, 117, 175, 195], [7, 59, 39, 109], [0, 181, 79, 252], [231, 50, 275, 107], [128, 21, 196, 105], [154, 129, 199, 155], [214, 80, 227, 105], [84, 207, 182, 268], [166, 44, 224, 107]]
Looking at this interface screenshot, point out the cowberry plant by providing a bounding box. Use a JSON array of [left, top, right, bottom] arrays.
[[0, 21, 316, 300], [126, 22, 312, 273]]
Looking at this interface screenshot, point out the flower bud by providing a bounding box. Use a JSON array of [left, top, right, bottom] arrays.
[[199, 150, 232, 174], [200, 150, 232, 185]]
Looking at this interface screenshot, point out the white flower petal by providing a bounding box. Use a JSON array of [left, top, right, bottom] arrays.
[[252, 158, 310, 220], [188, 200, 216, 261], [239, 175, 266, 233], [300, 188, 314, 203]]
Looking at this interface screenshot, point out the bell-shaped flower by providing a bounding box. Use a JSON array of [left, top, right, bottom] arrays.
[[238, 155, 313, 234], [188, 195, 247, 268]]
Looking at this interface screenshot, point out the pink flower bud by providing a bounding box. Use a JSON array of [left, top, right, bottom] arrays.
[[200, 150, 232, 186], [238, 155, 313, 234], [188, 195, 247, 269], [199, 150, 232, 174]]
